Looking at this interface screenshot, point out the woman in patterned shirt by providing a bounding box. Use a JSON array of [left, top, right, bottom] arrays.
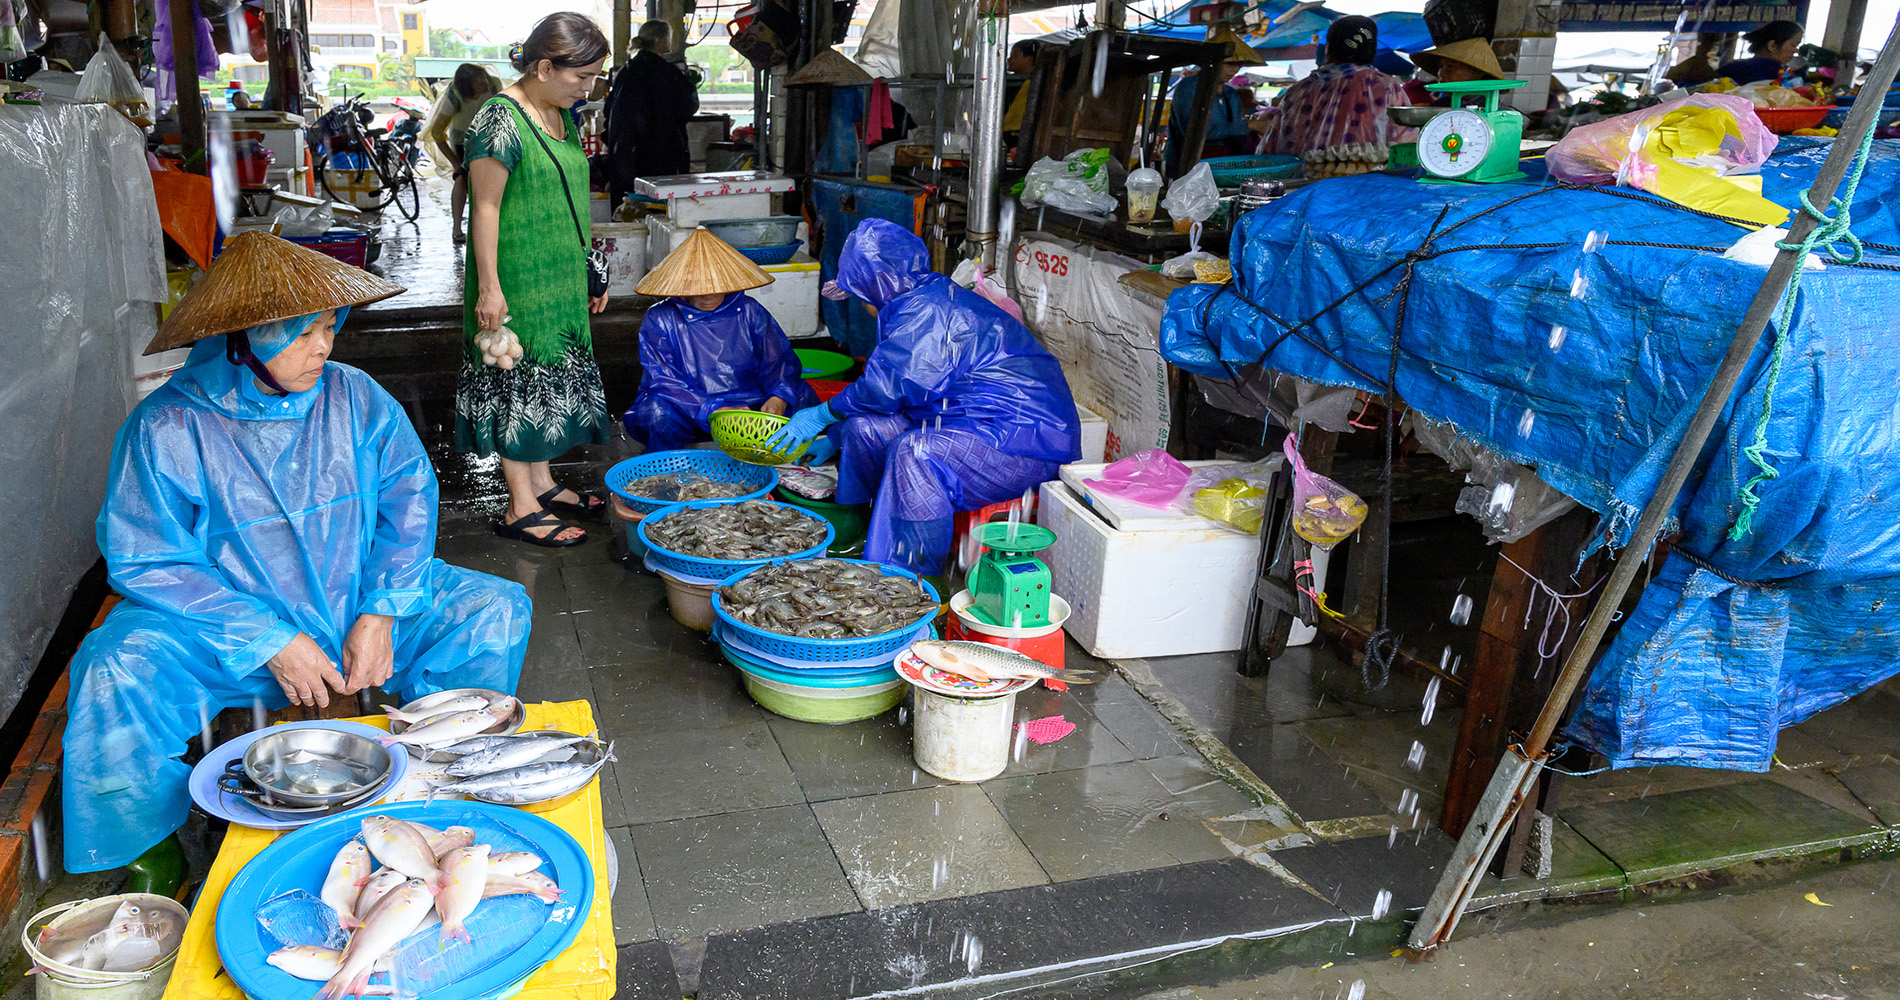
[[459, 13, 612, 547], [1257, 17, 1415, 167]]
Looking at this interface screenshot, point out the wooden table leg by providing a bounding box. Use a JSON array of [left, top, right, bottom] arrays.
[[1438, 507, 1600, 843]]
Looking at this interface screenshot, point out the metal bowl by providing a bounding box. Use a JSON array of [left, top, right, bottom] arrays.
[[388, 688, 525, 762], [238, 728, 392, 809], [1388, 106, 1447, 127]]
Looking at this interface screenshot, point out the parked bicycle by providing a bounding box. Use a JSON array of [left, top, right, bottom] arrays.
[[310, 94, 424, 221]]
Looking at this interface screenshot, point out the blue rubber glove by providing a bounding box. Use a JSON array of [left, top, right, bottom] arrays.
[[800, 436, 839, 466], [768, 404, 840, 454]]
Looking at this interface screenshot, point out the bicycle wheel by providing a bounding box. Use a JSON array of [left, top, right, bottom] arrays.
[[390, 159, 421, 222]]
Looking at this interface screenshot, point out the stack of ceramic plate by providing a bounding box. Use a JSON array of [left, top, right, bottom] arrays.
[[710, 559, 939, 724]]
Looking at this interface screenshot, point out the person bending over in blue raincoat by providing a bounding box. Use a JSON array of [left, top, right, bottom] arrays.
[[63, 233, 531, 879], [623, 228, 816, 451], [767, 219, 1081, 576]]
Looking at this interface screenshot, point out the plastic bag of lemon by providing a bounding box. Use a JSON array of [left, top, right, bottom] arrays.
[[162, 700, 616, 1000]]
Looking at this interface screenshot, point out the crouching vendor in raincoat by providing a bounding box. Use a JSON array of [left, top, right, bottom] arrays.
[[623, 227, 816, 451], [63, 233, 532, 881], [766, 219, 1081, 576]]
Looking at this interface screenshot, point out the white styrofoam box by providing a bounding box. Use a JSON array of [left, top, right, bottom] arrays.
[[589, 191, 613, 223], [227, 111, 306, 176], [754, 255, 821, 339], [669, 191, 774, 228], [647, 216, 695, 267], [1074, 403, 1109, 464], [634, 170, 797, 200], [593, 222, 649, 296], [1038, 480, 1260, 659], [320, 169, 383, 210]]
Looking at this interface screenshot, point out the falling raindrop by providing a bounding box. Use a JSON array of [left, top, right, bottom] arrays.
[[1583, 229, 1607, 253], [1388, 825, 1399, 848], [1449, 594, 1474, 626], [1421, 676, 1442, 725], [1569, 270, 1589, 298], [1548, 324, 1567, 351], [30, 812, 50, 881], [898, 707, 909, 725], [198, 700, 214, 751], [932, 856, 949, 888], [1371, 889, 1393, 920], [1489, 481, 1516, 513], [1405, 741, 1426, 771], [1012, 724, 1029, 761], [250, 697, 266, 732], [1399, 789, 1418, 814], [960, 932, 985, 974], [1517, 408, 1536, 438], [1346, 981, 1367, 1000], [1035, 285, 1049, 323], [1091, 33, 1109, 98]]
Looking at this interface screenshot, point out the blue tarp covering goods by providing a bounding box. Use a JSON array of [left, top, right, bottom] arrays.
[[1160, 138, 1900, 771]]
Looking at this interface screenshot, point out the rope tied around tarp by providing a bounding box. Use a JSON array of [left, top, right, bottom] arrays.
[[1729, 123, 1883, 541]]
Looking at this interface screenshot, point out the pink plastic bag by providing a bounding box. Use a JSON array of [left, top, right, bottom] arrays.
[[1083, 449, 1193, 509], [1285, 434, 1367, 550], [1547, 93, 1777, 188], [973, 268, 1024, 322]]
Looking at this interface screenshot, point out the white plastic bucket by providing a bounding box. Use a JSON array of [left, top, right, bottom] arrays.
[[592, 222, 648, 296], [23, 894, 188, 1000], [912, 688, 1019, 782]]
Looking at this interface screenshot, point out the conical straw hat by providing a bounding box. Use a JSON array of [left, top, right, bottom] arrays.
[[635, 227, 775, 298], [146, 231, 405, 355], [1411, 37, 1504, 80], [787, 47, 873, 86]]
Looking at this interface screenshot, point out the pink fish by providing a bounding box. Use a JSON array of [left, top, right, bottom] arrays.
[[434, 844, 490, 945], [316, 879, 431, 1000], [321, 840, 371, 930], [481, 871, 562, 904], [359, 816, 439, 886]]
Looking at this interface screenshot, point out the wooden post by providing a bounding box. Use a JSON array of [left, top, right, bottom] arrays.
[[614, 0, 632, 67], [1438, 507, 1600, 840], [169, 0, 207, 174]]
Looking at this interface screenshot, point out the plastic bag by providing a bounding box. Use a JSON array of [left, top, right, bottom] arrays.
[[1285, 434, 1366, 549], [1192, 478, 1270, 534], [1020, 149, 1114, 208], [1082, 448, 1192, 509], [1161, 162, 1219, 224], [950, 258, 1025, 321], [1547, 94, 1786, 227], [75, 34, 144, 107], [1159, 250, 1219, 279]]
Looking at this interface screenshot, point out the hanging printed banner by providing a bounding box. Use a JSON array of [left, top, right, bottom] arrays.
[[1011, 236, 1170, 462], [1559, 0, 1808, 33]]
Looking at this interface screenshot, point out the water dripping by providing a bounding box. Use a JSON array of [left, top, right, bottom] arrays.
[[898, 707, 909, 725], [1346, 981, 1366, 1000], [1012, 724, 1029, 761], [1371, 889, 1393, 920], [1090, 33, 1109, 98], [959, 931, 985, 974], [1569, 270, 1590, 299], [1035, 285, 1049, 323], [1405, 741, 1426, 771], [1583, 229, 1607, 253], [1421, 676, 1442, 726], [1387, 826, 1398, 848], [30, 812, 50, 881], [932, 856, 949, 888], [1547, 324, 1568, 351], [1449, 594, 1474, 626], [1398, 789, 1418, 814], [1517, 408, 1537, 439], [1489, 481, 1516, 513], [250, 697, 266, 732]]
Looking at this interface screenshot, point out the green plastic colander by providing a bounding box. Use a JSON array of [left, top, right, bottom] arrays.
[[710, 409, 809, 466]]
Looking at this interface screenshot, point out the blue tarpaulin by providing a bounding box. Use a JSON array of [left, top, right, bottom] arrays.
[[809, 179, 926, 357], [1138, 3, 1432, 57], [1161, 138, 1900, 771]]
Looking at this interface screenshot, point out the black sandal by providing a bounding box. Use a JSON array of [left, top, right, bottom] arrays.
[[495, 508, 587, 548], [536, 486, 606, 519]]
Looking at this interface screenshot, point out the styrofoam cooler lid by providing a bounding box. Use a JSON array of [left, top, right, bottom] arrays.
[[633, 171, 796, 200], [1058, 459, 1280, 533]]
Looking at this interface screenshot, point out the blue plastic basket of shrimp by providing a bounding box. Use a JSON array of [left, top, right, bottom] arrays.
[[711, 557, 941, 664], [637, 498, 834, 581], [605, 449, 780, 516]]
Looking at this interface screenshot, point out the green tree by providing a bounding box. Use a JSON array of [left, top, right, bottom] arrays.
[[428, 28, 467, 58], [377, 52, 417, 86]]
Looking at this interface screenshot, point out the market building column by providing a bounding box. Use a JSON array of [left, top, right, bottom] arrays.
[[1491, 0, 1559, 115], [1094, 0, 1126, 32], [1823, 0, 1870, 83], [615, 0, 632, 66], [169, 0, 206, 172], [968, 0, 1008, 269]]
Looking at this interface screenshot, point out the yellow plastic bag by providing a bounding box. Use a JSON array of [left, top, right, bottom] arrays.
[[1549, 93, 1789, 228], [1191, 478, 1269, 533]]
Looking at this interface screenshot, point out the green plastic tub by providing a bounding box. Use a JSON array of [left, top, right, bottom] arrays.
[[773, 488, 870, 557]]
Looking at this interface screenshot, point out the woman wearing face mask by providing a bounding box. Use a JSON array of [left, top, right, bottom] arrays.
[[460, 12, 615, 548]]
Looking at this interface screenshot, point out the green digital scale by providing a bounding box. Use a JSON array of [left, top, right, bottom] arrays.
[[1390, 79, 1529, 184], [966, 522, 1056, 628]]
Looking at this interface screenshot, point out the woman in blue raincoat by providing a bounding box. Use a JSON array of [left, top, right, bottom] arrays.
[[768, 219, 1081, 575], [623, 228, 815, 451], [64, 233, 531, 877]]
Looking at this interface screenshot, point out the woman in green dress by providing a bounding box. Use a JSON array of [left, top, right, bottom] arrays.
[[458, 12, 612, 547]]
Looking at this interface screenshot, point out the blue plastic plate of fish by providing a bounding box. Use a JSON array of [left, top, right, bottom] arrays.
[[189, 721, 410, 832], [215, 800, 594, 1000]]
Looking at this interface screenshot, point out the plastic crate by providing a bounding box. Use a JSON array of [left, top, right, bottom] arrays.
[[637, 499, 832, 580], [1201, 154, 1302, 186], [285, 231, 370, 268], [711, 558, 940, 662], [605, 450, 778, 515]]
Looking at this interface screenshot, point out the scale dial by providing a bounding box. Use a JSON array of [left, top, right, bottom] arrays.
[[1417, 109, 1491, 178]]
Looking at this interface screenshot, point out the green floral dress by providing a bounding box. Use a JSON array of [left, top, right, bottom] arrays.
[[455, 96, 611, 463]]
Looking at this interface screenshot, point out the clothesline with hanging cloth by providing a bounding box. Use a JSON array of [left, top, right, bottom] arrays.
[[1160, 137, 1900, 773]]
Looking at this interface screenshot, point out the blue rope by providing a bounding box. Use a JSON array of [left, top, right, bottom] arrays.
[[1728, 124, 1881, 541]]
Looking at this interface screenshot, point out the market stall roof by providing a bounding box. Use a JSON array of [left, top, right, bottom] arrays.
[[1137, 2, 1432, 57]]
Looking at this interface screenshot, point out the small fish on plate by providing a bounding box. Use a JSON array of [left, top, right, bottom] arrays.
[[908, 639, 1095, 687]]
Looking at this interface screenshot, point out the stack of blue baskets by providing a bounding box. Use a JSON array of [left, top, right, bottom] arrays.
[[638, 498, 833, 632], [711, 558, 940, 724], [605, 450, 780, 558]]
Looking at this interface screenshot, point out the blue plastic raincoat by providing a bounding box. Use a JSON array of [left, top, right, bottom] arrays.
[[825, 220, 1081, 573], [64, 311, 530, 872], [623, 293, 817, 451]]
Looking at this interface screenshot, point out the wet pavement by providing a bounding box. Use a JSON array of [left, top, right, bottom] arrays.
[[413, 432, 1900, 998]]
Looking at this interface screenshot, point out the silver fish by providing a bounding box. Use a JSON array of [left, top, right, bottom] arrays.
[[383, 695, 489, 725], [381, 698, 517, 749], [433, 733, 525, 757], [444, 735, 596, 777], [909, 639, 1096, 686], [433, 746, 614, 803]]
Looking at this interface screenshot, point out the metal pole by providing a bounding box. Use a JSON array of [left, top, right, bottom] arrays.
[[169, 0, 207, 174], [1408, 14, 1900, 956], [968, 0, 1008, 269], [614, 0, 631, 67], [1094, 0, 1127, 31]]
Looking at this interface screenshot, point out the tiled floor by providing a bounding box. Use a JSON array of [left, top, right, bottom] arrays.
[[401, 434, 1900, 998]]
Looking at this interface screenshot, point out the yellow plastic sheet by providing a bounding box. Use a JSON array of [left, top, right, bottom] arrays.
[[1641, 107, 1792, 228], [163, 700, 617, 1000]]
